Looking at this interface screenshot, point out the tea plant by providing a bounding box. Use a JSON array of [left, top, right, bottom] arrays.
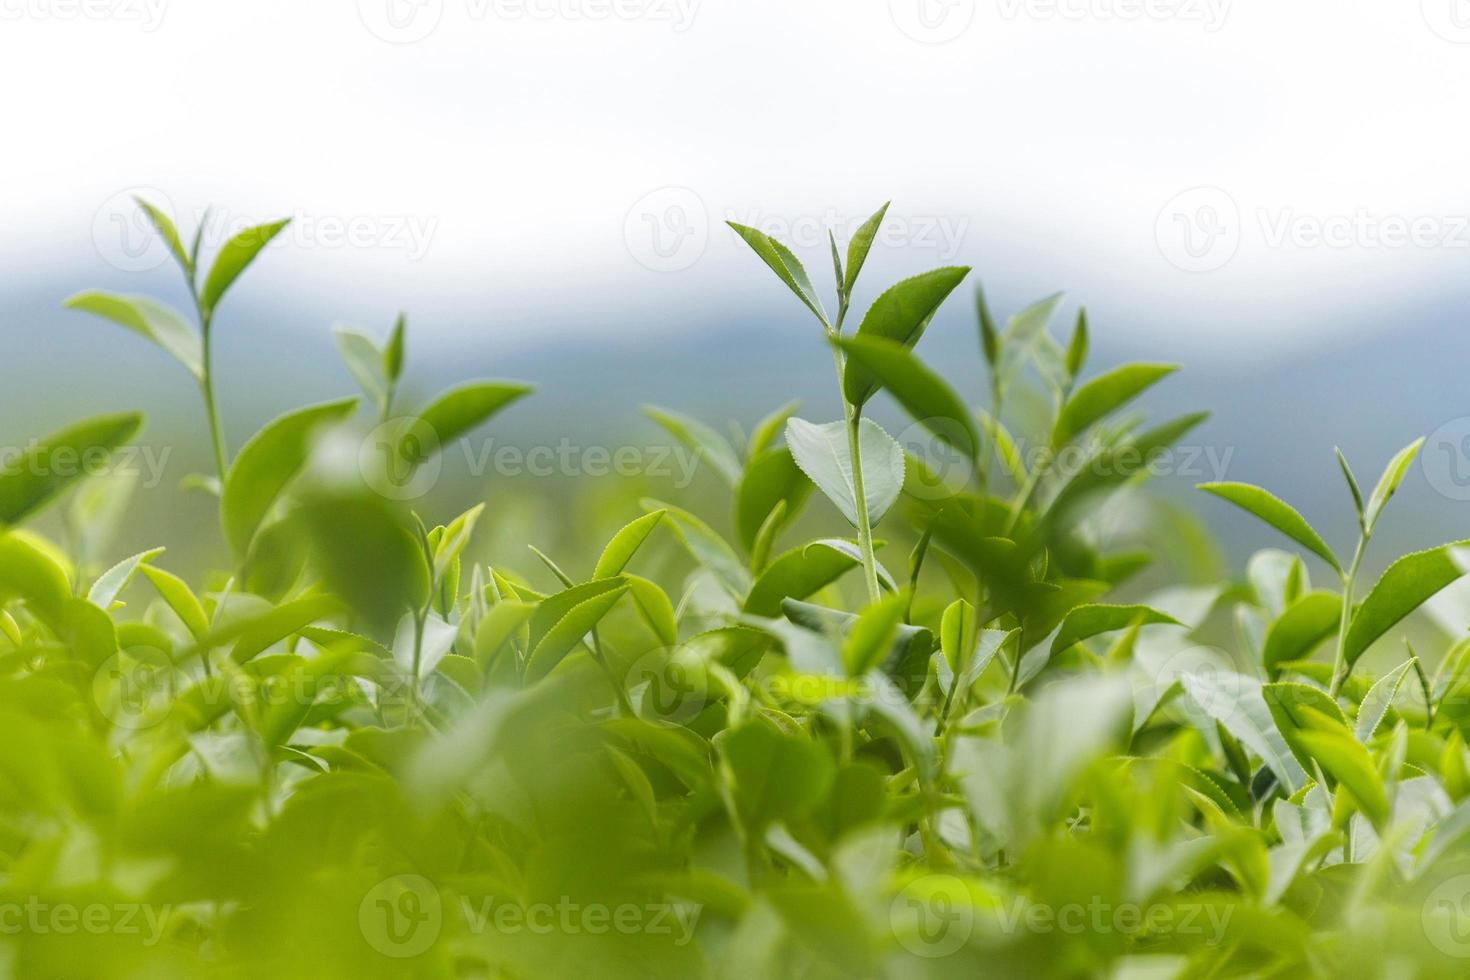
[[0, 198, 1469, 977]]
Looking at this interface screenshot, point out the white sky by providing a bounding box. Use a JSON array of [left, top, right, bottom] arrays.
[[5, 0, 1470, 354]]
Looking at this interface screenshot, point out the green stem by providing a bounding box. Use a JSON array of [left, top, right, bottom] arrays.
[[1329, 535, 1368, 698], [846, 410, 882, 604], [196, 306, 229, 483]]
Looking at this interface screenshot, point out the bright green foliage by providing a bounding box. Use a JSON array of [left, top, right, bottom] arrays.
[[3, 198, 1469, 979]]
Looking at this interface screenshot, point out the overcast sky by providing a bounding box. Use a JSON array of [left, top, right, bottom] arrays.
[[5, 0, 1470, 357]]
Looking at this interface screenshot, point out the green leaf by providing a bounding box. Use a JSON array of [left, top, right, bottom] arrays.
[[0, 412, 144, 529], [1049, 603, 1180, 659], [1197, 482, 1340, 573], [593, 510, 666, 579], [743, 540, 865, 617], [843, 202, 889, 296], [332, 326, 387, 406], [139, 565, 209, 641], [1356, 658, 1414, 742], [1064, 308, 1088, 378], [1335, 448, 1365, 522], [66, 291, 202, 380], [747, 400, 800, 458], [220, 398, 358, 558], [720, 720, 834, 830], [1180, 670, 1305, 793], [1262, 680, 1350, 774], [415, 381, 533, 453], [727, 222, 828, 325], [1296, 722, 1390, 829], [843, 591, 907, 676], [135, 197, 190, 272], [975, 284, 1002, 368], [201, 218, 290, 313], [383, 313, 406, 383], [1261, 591, 1341, 677], [785, 417, 904, 528], [1053, 363, 1177, 447], [643, 499, 750, 596], [733, 447, 811, 553], [627, 574, 678, 647], [842, 266, 970, 405], [1342, 542, 1470, 667], [87, 547, 164, 610], [524, 585, 628, 681], [939, 597, 974, 673], [643, 405, 741, 487], [836, 337, 979, 457], [0, 531, 72, 627], [1364, 437, 1424, 532]]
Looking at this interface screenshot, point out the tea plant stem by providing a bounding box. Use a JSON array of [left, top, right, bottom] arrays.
[[1329, 534, 1368, 697], [827, 340, 881, 604], [846, 412, 882, 604], [195, 304, 229, 483]]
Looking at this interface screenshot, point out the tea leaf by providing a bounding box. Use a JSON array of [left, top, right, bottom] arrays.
[[1355, 658, 1414, 742], [87, 547, 164, 610], [201, 218, 290, 313], [785, 417, 904, 528], [1197, 482, 1340, 573], [727, 222, 828, 325], [524, 584, 629, 681], [1342, 542, 1470, 667], [1053, 363, 1177, 447], [332, 326, 387, 406], [66, 291, 202, 379], [1364, 437, 1424, 532], [594, 510, 666, 579], [843, 202, 890, 296], [139, 564, 210, 641], [734, 447, 811, 553], [841, 266, 970, 405], [720, 720, 834, 830], [836, 336, 979, 457], [0, 412, 144, 528], [1049, 603, 1180, 658], [747, 400, 800, 458], [220, 398, 358, 558], [742, 540, 865, 617], [417, 381, 534, 452], [644, 405, 741, 487], [1261, 590, 1341, 677], [135, 196, 190, 273]]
